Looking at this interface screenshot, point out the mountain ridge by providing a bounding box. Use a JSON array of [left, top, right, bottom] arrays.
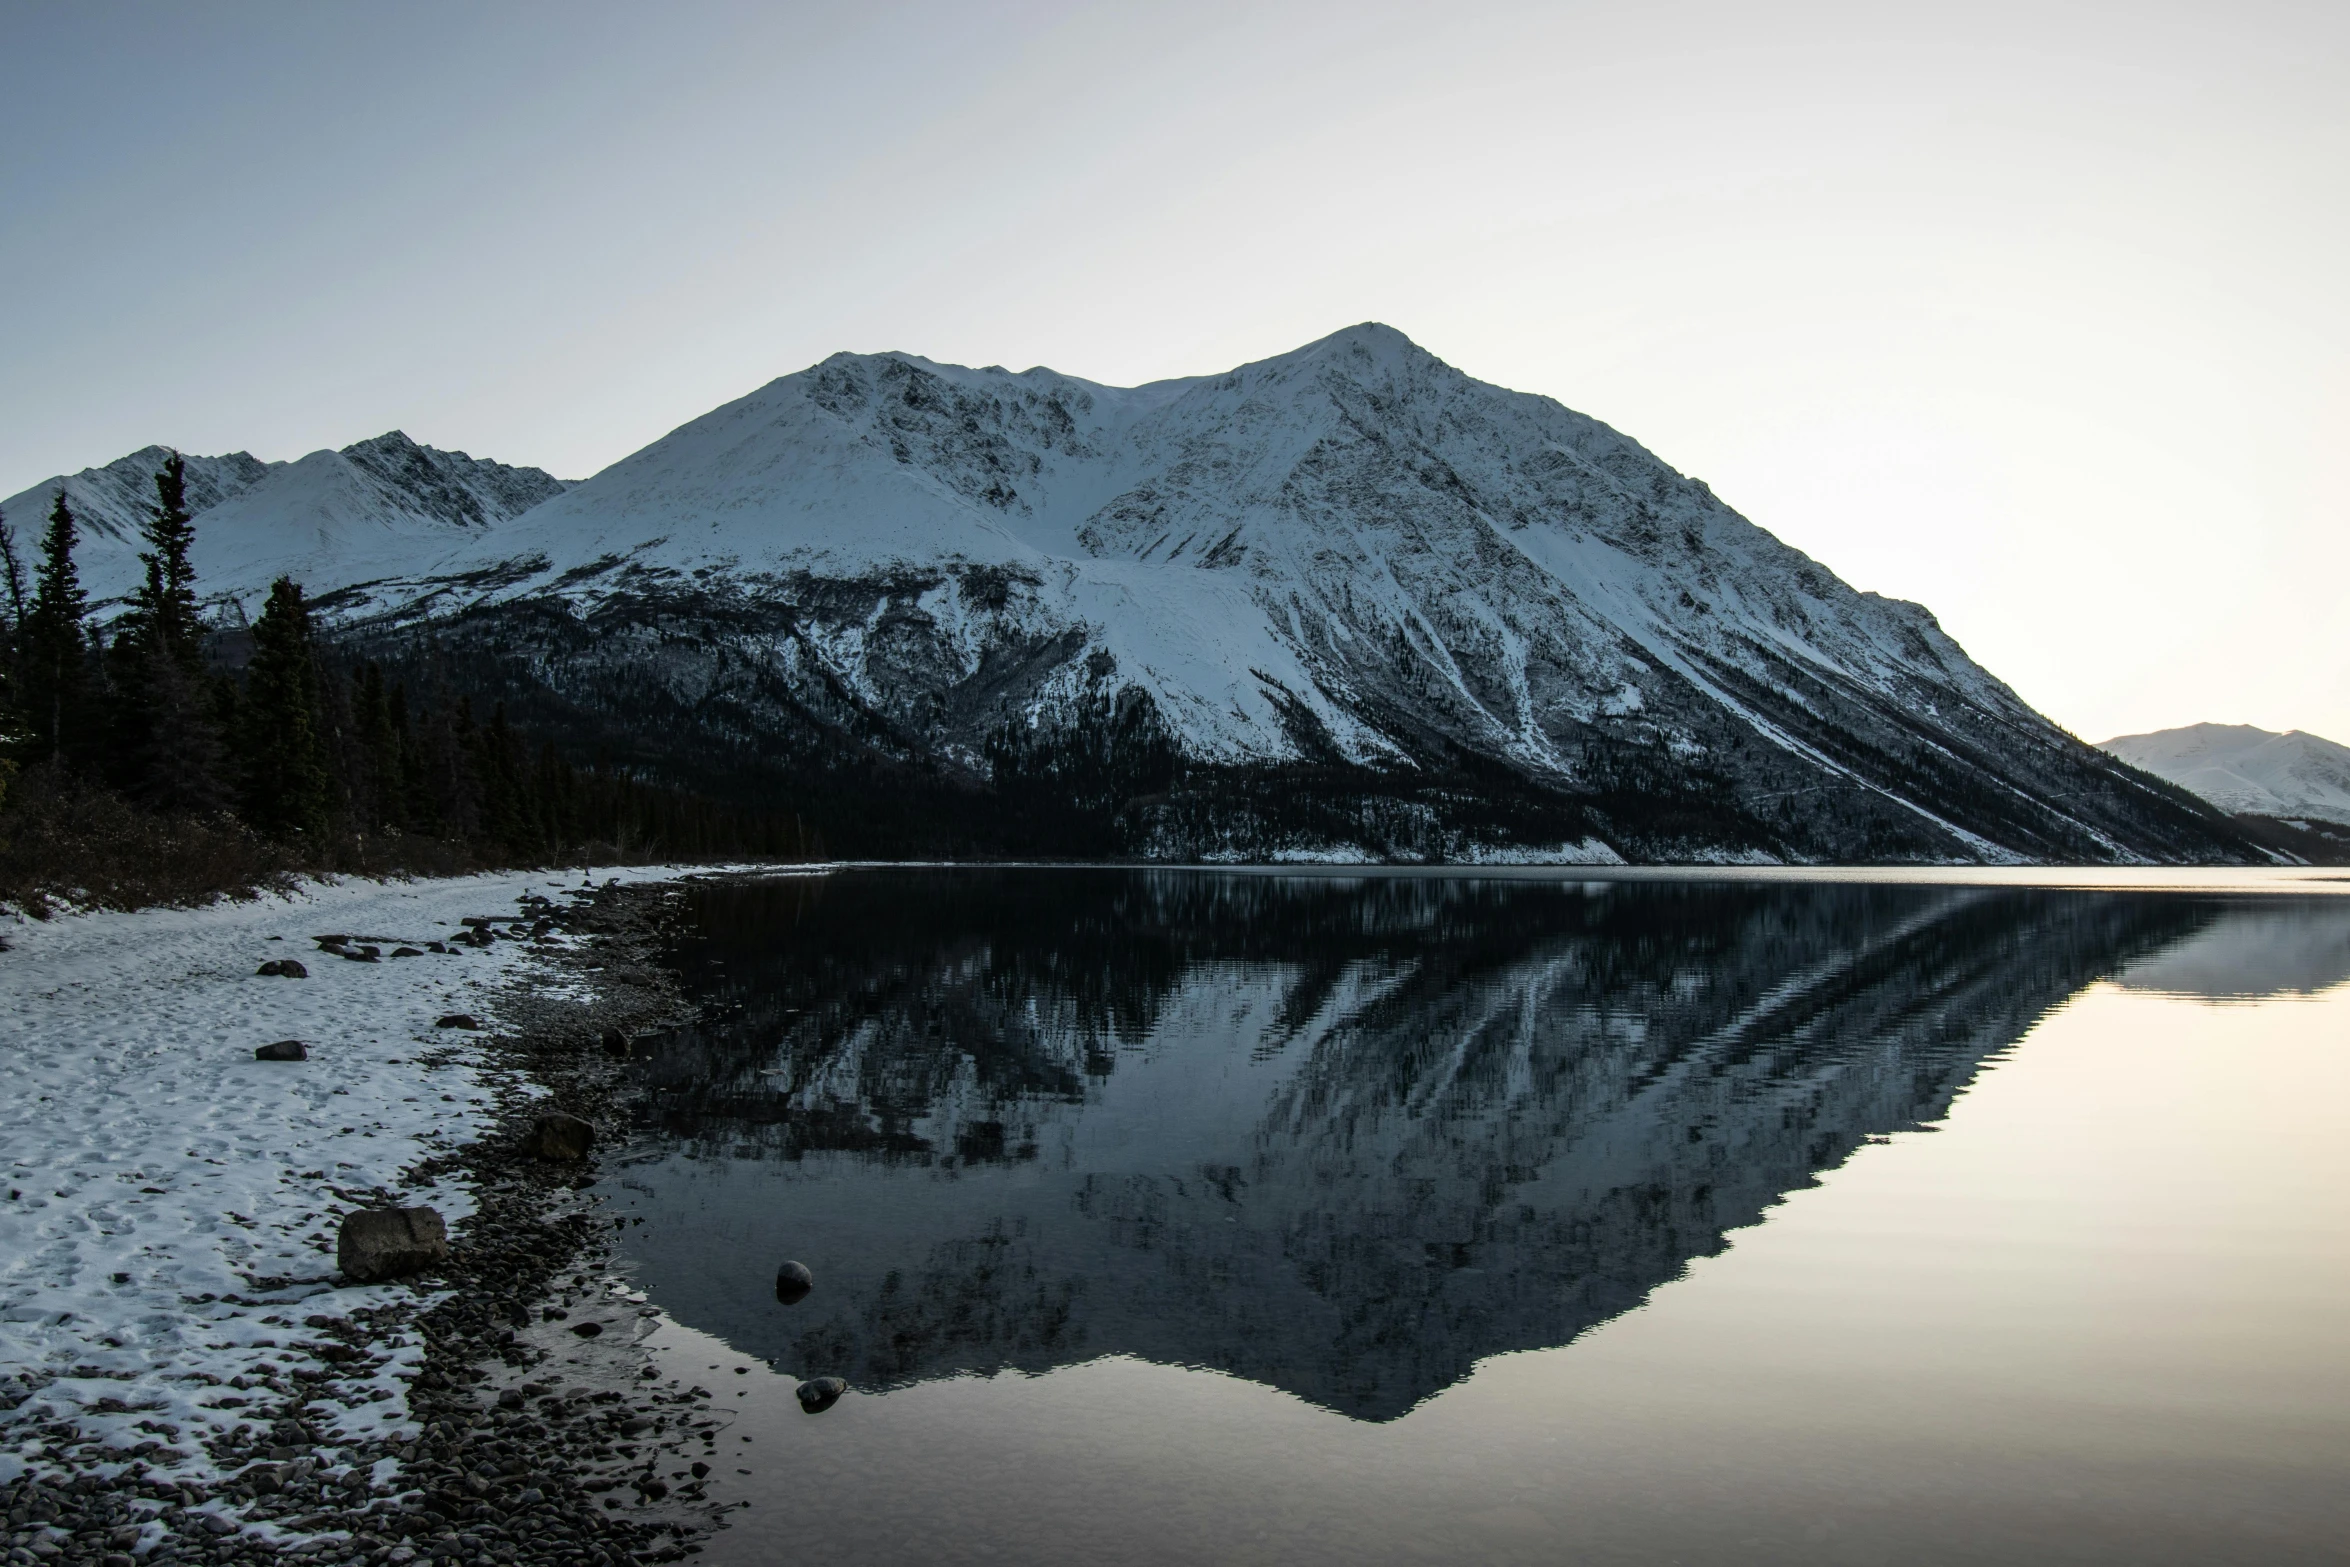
[[2099, 722, 2350, 828], [6, 326, 2261, 865], [0, 431, 566, 609]]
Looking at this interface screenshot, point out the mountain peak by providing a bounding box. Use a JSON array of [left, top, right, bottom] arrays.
[[2101, 723, 2350, 826], [7, 327, 2262, 864], [1322, 320, 1417, 351], [2, 446, 276, 547], [1256, 321, 1429, 378], [365, 326, 2251, 864], [342, 429, 423, 459]]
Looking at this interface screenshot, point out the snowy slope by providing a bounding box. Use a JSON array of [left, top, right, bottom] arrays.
[[5, 326, 2250, 862], [328, 324, 2227, 862], [1, 432, 566, 610], [0, 868, 688, 1498], [0, 446, 276, 556], [399, 326, 2025, 778], [2100, 723, 2350, 826]]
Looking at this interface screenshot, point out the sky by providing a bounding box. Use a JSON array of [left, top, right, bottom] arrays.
[[2, 0, 2344, 744]]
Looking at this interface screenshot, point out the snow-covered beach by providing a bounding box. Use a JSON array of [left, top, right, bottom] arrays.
[[0, 868, 706, 1560]]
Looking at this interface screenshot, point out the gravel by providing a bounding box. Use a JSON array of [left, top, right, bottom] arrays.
[[2, 877, 745, 1566]]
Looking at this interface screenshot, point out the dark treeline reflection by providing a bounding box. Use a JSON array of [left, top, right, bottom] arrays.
[[610, 872, 2216, 1420]]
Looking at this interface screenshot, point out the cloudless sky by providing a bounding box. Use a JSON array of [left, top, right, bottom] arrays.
[[2, 0, 2343, 743]]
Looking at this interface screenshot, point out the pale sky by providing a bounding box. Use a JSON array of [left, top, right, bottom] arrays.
[[3, 0, 2343, 744]]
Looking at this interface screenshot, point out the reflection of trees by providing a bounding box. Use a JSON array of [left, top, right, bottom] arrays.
[[631, 873, 2213, 1419]]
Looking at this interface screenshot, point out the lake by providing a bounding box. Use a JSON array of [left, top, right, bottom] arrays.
[[597, 868, 2350, 1565]]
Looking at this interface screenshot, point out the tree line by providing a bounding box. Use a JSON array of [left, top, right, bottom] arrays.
[[0, 454, 814, 870]]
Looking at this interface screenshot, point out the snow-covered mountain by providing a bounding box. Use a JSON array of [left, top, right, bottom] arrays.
[[0, 445, 276, 560], [8, 326, 2256, 863], [0, 432, 566, 610], [2099, 723, 2350, 827], [330, 324, 2241, 863]]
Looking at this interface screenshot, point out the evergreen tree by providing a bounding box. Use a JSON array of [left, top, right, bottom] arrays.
[[471, 701, 536, 857], [351, 662, 408, 832], [110, 455, 229, 811], [389, 681, 439, 834], [106, 632, 231, 812], [0, 505, 25, 726], [446, 695, 486, 841], [239, 577, 330, 837], [21, 492, 93, 766], [0, 504, 26, 644], [136, 453, 203, 671]]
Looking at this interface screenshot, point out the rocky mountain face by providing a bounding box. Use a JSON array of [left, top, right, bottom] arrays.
[[340, 326, 2246, 862], [11, 327, 2256, 862], [1, 431, 565, 608], [0, 444, 276, 551], [610, 871, 2220, 1419]]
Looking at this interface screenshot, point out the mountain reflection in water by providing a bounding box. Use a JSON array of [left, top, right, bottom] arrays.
[[606, 872, 2235, 1421]]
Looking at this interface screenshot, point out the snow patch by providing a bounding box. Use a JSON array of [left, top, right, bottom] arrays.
[[0, 866, 687, 1487]]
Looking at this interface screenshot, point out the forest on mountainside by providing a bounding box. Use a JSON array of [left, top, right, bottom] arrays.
[[0, 455, 815, 912]]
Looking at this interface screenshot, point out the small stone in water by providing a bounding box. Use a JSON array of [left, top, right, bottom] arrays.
[[775, 1259, 814, 1304], [796, 1376, 846, 1413], [526, 1111, 595, 1161], [570, 1321, 604, 1338]]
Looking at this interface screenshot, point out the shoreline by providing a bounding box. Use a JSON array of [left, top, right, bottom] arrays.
[[0, 869, 781, 1567]]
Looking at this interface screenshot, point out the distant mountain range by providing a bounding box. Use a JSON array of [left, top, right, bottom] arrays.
[[2100, 723, 2350, 832], [2, 326, 2266, 865], [1, 432, 567, 610]]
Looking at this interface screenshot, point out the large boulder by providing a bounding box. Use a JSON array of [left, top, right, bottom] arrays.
[[253, 1040, 307, 1061], [337, 1207, 448, 1282], [526, 1112, 595, 1162]]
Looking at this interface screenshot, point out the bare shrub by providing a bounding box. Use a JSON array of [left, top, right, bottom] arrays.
[[0, 763, 301, 916]]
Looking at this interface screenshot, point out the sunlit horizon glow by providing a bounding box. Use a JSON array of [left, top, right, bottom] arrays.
[[1, 0, 2341, 745]]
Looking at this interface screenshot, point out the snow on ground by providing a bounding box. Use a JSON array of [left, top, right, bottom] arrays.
[[0, 867, 694, 1493], [1454, 839, 1628, 866]]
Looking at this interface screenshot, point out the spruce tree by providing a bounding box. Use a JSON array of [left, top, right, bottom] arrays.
[[0, 505, 25, 724], [389, 681, 439, 834], [472, 701, 533, 857], [448, 696, 486, 841], [21, 492, 92, 767], [111, 454, 228, 810], [239, 577, 330, 838], [0, 504, 26, 643], [138, 453, 202, 671], [352, 662, 407, 832]]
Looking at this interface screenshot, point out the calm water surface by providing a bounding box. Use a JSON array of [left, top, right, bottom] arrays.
[[598, 870, 2350, 1565]]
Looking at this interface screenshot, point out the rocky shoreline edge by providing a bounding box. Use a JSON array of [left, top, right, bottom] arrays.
[[6, 876, 742, 1567]]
